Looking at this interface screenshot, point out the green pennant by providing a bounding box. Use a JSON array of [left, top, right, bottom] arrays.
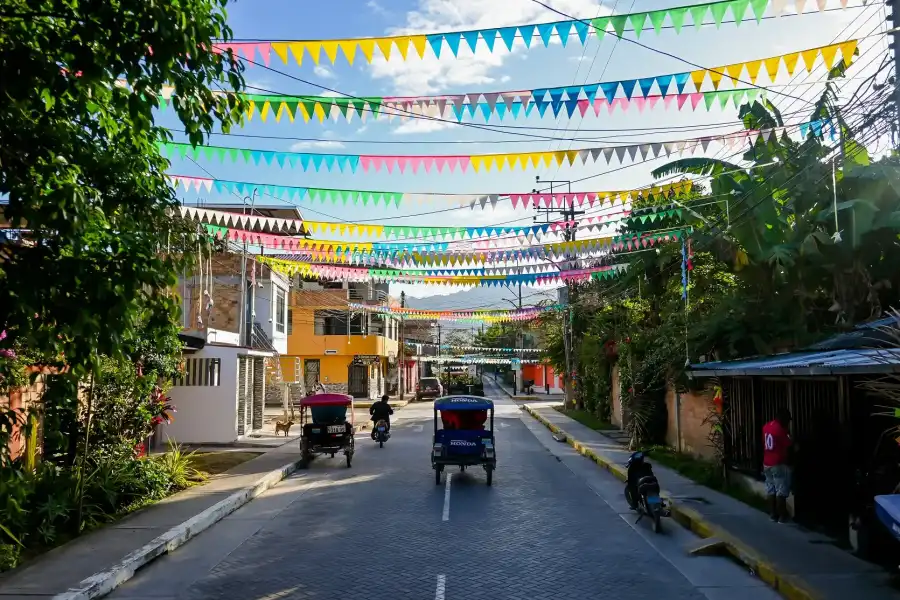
[[300, 99, 317, 119], [590, 16, 609, 40], [282, 100, 299, 120], [392, 193, 403, 208], [668, 7, 688, 32], [710, 1, 729, 27], [747, 88, 761, 102], [609, 15, 628, 37], [360, 193, 370, 206], [718, 91, 731, 109], [689, 4, 709, 28], [202, 145, 216, 161], [730, 0, 751, 25], [704, 91, 717, 110], [629, 13, 648, 38], [317, 99, 334, 117], [368, 99, 384, 118], [648, 8, 668, 34], [240, 148, 252, 163], [749, 0, 768, 22], [333, 98, 351, 117]]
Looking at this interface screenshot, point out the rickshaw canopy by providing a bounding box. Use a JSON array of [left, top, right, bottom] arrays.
[[434, 396, 494, 411], [300, 393, 353, 407]]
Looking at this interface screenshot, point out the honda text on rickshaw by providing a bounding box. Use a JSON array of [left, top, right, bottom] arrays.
[[432, 396, 496, 486], [297, 393, 355, 468]]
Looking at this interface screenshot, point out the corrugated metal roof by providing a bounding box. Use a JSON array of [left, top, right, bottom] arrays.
[[689, 348, 900, 377]]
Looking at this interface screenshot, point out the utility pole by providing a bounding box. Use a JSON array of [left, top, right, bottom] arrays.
[[239, 189, 258, 346], [533, 176, 583, 409], [399, 291, 406, 399], [891, 0, 900, 140]]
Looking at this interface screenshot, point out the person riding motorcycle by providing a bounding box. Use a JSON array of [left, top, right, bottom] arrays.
[[370, 394, 393, 438]]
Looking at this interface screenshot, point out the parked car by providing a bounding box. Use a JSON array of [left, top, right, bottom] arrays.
[[416, 377, 444, 401]]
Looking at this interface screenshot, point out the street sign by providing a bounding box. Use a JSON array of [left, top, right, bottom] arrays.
[[352, 354, 380, 365], [511, 358, 521, 371], [558, 287, 569, 305]]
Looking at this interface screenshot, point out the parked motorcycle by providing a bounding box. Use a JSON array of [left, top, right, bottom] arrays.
[[373, 419, 390, 448], [625, 450, 666, 533]]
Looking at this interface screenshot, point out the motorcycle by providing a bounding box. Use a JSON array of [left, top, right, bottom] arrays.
[[373, 419, 390, 448], [625, 450, 667, 533]]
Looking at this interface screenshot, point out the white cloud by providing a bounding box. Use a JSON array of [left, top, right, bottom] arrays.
[[392, 119, 455, 135], [289, 137, 346, 150], [568, 54, 589, 63], [368, 0, 608, 95], [357, 125, 370, 134], [313, 65, 337, 80], [367, 0, 388, 15]]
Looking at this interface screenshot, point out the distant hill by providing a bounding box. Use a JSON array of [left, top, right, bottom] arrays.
[[405, 286, 558, 311]]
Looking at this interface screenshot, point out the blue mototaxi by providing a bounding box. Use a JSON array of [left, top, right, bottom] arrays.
[[432, 396, 496, 486]]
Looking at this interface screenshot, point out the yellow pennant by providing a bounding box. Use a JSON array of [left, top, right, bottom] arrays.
[[338, 40, 358, 65], [782, 52, 800, 77], [358, 39, 376, 63], [744, 60, 762, 84]]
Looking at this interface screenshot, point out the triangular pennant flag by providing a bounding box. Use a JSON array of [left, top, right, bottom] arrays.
[[629, 13, 648, 38], [648, 9, 668, 34], [669, 7, 688, 32], [590, 17, 609, 40]]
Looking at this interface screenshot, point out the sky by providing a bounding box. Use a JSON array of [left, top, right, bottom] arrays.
[[164, 0, 888, 299]]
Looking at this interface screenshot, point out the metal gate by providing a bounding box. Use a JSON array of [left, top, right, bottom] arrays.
[[348, 364, 368, 398], [304, 359, 320, 392]]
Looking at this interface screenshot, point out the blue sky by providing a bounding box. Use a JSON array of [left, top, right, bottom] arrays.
[[164, 0, 884, 298]]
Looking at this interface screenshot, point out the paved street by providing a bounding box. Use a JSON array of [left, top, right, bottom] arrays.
[[109, 382, 779, 600]]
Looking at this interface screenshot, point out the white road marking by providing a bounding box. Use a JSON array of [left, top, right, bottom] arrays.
[[411, 424, 423, 432], [442, 473, 453, 521], [435, 575, 446, 600]]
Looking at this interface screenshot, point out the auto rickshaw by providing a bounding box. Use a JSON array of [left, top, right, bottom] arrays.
[[297, 393, 354, 468], [432, 396, 496, 486]]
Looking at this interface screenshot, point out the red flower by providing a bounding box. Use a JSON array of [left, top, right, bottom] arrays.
[[134, 443, 146, 458], [151, 416, 164, 426], [625, 337, 631, 343], [628, 387, 634, 393]]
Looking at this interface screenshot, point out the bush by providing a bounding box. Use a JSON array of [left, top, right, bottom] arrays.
[[0, 544, 19, 572]]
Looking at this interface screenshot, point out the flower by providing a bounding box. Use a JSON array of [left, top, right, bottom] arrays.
[[134, 443, 146, 458], [0, 330, 6, 342], [151, 416, 164, 426], [0, 349, 17, 359]]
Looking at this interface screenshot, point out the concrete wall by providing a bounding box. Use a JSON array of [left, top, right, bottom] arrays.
[[162, 344, 241, 445], [254, 277, 289, 355], [610, 364, 623, 428], [665, 387, 717, 459]]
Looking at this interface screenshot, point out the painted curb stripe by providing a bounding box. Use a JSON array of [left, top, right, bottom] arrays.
[[522, 404, 818, 600]]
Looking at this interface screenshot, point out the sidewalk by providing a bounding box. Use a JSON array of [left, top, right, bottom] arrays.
[[523, 404, 899, 600], [0, 443, 303, 599], [488, 376, 565, 402]]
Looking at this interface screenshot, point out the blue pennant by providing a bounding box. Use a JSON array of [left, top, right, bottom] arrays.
[[427, 35, 443, 58], [638, 77, 656, 98], [462, 30, 480, 53], [481, 29, 498, 52], [672, 72, 690, 94], [537, 22, 556, 47], [582, 83, 599, 103], [498, 27, 517, 51], [555, 21, 572, 46], [443, 32, 462, 57], [573, 20, 590, 44], [518, 25, 536, 48], [564, 97, 580, 118], [600, 81, 618, 104], [620, 79, 637, 100]]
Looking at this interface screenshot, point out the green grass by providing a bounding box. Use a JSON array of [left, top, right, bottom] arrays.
[[644, 445, 769, 513], [188, 451, 262, 476], [553, 407, 617, 431]]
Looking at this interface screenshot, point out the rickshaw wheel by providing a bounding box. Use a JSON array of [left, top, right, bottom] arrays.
[[486, 467, 493, 486], [435, 468, 441, 485], [346, 453, 352, 468], [379, 441, 383, 448]]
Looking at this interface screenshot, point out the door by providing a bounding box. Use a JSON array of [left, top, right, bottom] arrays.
[[304, 359, 320, 392], [348, 364, 368, 398]]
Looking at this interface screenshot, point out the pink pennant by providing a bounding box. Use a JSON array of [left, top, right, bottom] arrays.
[[677, 94, 690, 110], [434, 156, 448, 173], [384, 157, 397, 174], [666, 95, 679, 109], [510, 194, 522, 209], [577, 99, 591, 117], [360, 156, 374, 172], [421, 156, 435, 173], [397, 156, 410, 173], [457, 156, 470, 173], [541, 195, 553, 208], [592, 99, 604, 116], [257, 43, 272, 66], [690, 93, 704, 110], [633, 97, 647, 112], [647, 96, 662, 110]]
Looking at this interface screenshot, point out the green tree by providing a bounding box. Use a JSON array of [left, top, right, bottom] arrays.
[[0, 0, 246, 380]]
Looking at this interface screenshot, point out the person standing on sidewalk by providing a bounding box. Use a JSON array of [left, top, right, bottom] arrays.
[[763, 408, 793, 523]]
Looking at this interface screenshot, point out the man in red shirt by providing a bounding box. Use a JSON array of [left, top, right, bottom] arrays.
[[763, 408, 793, 523]]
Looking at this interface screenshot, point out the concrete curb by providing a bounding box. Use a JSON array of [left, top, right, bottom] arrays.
[[490, 381, 540, 402], [522, 405, 818, 600], [54, 458, 301, 600]]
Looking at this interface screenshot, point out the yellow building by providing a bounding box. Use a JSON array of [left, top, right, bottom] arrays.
[[281, 281, 401, 399]]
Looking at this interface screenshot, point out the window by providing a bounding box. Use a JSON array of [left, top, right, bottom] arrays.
[[275, 287, 286, 333], [174, 358, 221, 387], [287, 308, 293, 336], [314, 311, 365, 336]]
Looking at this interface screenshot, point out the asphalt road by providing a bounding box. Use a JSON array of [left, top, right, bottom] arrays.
[[109, 382, 780, 600]]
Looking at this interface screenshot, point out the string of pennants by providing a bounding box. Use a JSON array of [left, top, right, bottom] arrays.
[[349, 303, 561, 320], [214, 0, 850, 68], [413, 357, 541, 364], [201, 204, 681, 247], [159, 88, 770, 125], [259, 256, 631, 286], [170, 175, 691, 211], [160, 124, 812, 176], [404, 341, 543, 353], [187, 40, 857, 128], [260, 229, 688, 267], [179, 206, 304, 234]]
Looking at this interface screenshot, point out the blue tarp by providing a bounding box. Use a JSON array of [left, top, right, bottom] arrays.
[[434, 396, 493, 411], [689, 348, 900, 377], [875, 495, 900, 541]]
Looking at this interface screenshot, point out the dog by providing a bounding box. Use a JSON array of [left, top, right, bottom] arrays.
[[274, 420, 294, 436]]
